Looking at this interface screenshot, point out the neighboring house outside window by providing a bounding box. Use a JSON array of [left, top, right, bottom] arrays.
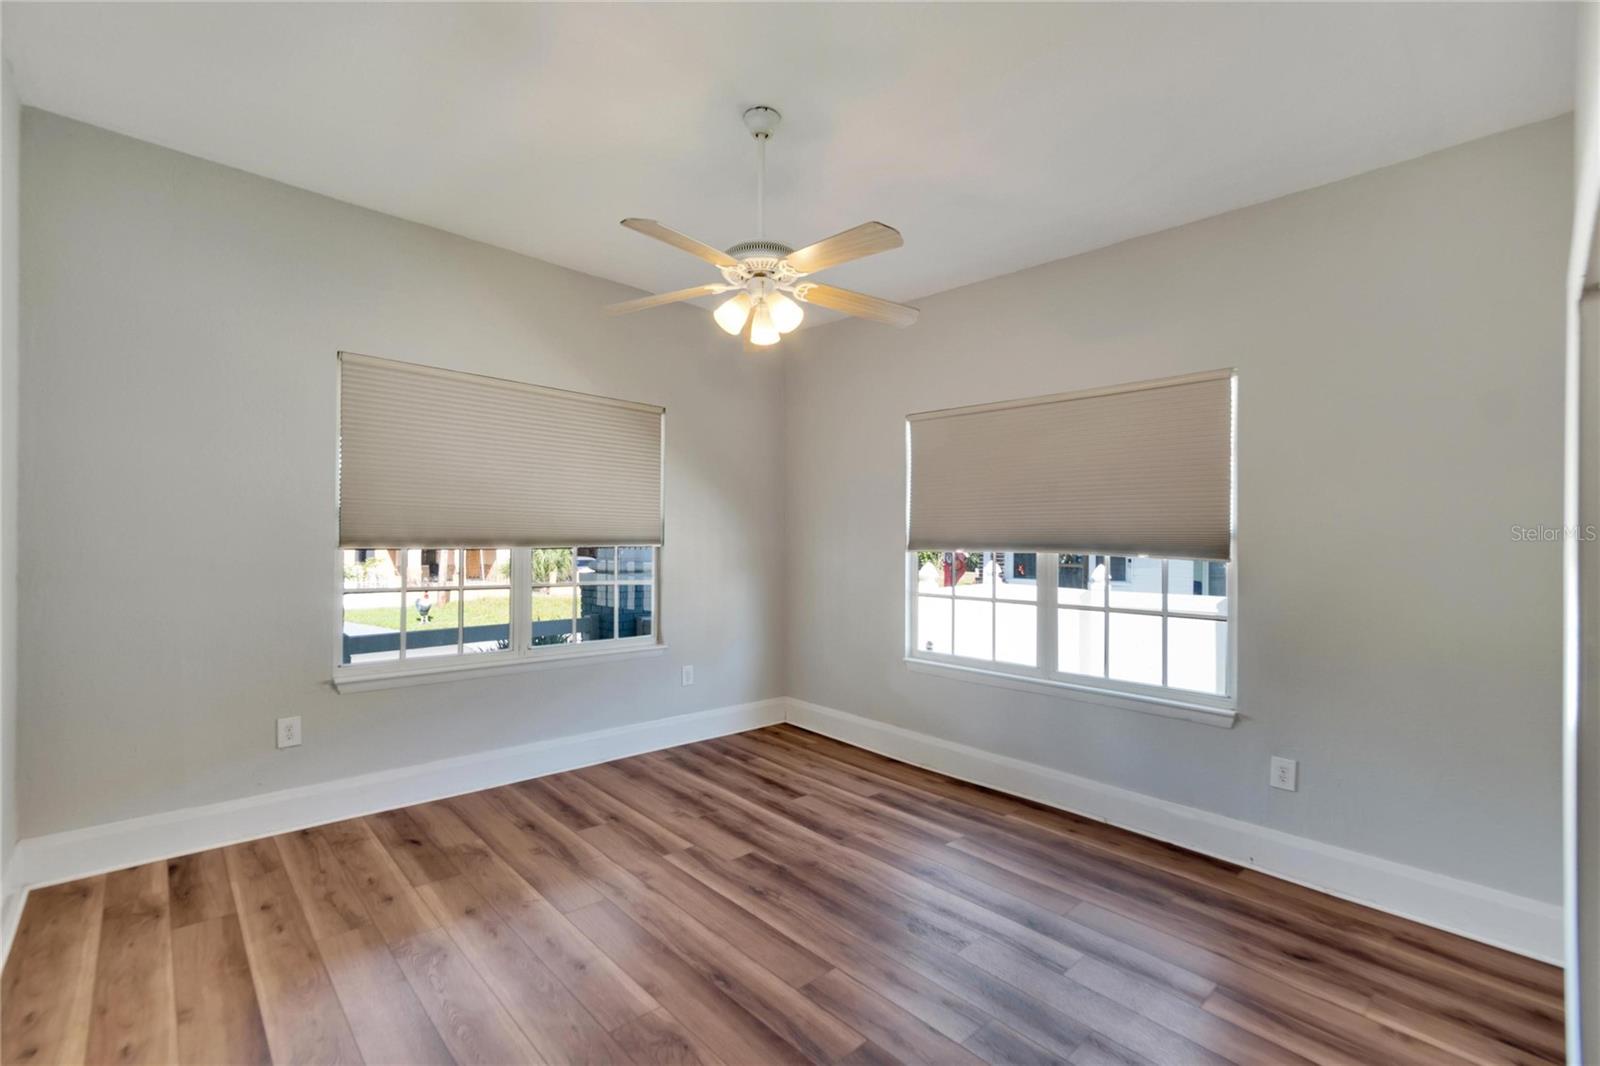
[[340, 546, 658, 675], [910, 550, 1232, 707]]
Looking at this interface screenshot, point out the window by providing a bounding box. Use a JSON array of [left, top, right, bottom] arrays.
[[905, 371, 1235, 716], [914, 551, 1038, 666], [532, 546, 656, 645], [339, 545, 657, 677], [910, 551, 1232, 707], [335, 354, 666, 688]]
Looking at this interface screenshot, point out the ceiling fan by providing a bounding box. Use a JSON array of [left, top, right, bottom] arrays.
[[604, 106, 918, 347]]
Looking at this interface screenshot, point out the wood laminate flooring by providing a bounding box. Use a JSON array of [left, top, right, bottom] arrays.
[[0, 725, 1564, 1065]]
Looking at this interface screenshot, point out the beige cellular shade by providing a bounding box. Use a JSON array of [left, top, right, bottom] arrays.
[[338, 352, 663, 547], [908, 370, 1233, 559]]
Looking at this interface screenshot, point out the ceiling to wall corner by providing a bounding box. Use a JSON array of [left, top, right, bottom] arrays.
[[1, 2, 1578, 313]]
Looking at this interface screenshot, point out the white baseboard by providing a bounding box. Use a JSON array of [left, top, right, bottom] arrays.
[[783, 697, 1564, 964], [11, 698, 785, 897], [0, 883, 26, 965], [2, 693, 1563, 968]]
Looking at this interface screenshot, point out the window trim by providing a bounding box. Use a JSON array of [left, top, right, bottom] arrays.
[[333, 640, 668, 693], [903, 657, 1235, 727], [334, 546, 662, 691], [904, 551, 1237, 721]]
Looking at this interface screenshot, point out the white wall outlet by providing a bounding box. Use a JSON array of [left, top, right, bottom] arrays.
[[1270, 756, 1297, 792], [681, 665, 694, 687], [277, 716, 302, 749]]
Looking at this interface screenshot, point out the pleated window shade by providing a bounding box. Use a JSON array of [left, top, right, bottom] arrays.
[[908, 370, 1233, 560], [338, 352, 664, 547]]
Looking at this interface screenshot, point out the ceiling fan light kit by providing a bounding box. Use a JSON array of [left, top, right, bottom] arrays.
[[712, 291, 754, 335], [606, 105, 918, 348]]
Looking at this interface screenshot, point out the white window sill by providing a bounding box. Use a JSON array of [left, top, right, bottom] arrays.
[[904, 656, 1236, 728], [335, 641, 667, 693]]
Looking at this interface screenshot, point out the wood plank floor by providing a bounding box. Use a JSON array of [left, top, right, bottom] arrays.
[[0, 724, 1564, 1066]]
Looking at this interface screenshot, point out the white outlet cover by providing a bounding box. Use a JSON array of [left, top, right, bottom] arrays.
[[277, 715, 302, 749], [681, 665, 694, 686], [1269, 755, 1297, 792]]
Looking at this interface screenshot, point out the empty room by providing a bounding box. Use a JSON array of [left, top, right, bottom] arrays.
[[0, 2, 1597, 1064]]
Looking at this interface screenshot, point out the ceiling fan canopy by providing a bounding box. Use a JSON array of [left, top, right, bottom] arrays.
[[605, 105, 918, 347]]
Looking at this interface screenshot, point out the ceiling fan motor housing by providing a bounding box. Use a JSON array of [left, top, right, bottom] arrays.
[[721, 244, 800, 286], [726, 239, 792, 259]]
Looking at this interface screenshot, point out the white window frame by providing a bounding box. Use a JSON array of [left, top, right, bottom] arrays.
[[905, 551, 1236, 727], [334, 546, 663, 692]]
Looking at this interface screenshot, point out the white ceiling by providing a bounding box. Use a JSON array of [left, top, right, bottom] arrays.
[[2, 2, 1579, 320]]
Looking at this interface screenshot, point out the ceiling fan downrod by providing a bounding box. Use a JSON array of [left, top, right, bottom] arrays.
[[744, 105, 781, 242]]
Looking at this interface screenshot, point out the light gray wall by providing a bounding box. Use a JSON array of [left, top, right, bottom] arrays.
[[1, 60, 19, 887], [18, 111, 785, 838], [784, 117, 1572, 902], [13, 106, 1575, 910]]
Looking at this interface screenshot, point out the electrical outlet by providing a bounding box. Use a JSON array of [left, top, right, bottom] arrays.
[[1269, 756, 1297, 792], [277, 716, 302, 749], [681, 665, 695, 687]]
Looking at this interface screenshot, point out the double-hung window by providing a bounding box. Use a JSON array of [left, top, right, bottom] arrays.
[[906, 371, 1235, 716], [913, 550, 1039, 666], [335, 353, 664, 688], [342, 547, 515, 663], [910, 551, 1232, 704], [340, 545, 658, 668], [531, 546, 656, 645]]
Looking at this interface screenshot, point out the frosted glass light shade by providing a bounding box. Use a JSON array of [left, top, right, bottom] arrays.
[[767, 292, 804, 333], [749, 303, 780, 346], [713, 293, 753, 335]]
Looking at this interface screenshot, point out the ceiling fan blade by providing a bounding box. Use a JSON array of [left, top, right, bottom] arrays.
[[621, 219, 740, 269], [784, 222, 903, 275], [793, 282, 919, 327], [604, 283, 730, 316]]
